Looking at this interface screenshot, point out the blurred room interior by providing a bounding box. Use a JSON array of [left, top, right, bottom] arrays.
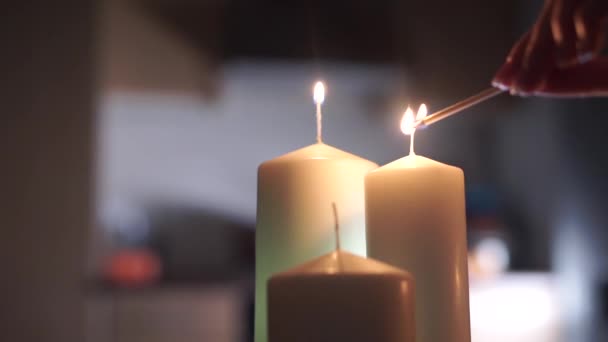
[[2, 0, 608, 341]]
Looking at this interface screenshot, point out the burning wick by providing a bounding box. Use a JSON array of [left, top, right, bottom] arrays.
[[313, 81, 325, 143], [401, 104, 427, 155]]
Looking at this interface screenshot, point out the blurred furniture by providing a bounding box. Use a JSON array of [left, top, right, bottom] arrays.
[[87, 284, 247, 342]]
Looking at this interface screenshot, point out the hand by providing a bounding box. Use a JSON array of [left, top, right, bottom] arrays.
[[493, 0, 608, 97]]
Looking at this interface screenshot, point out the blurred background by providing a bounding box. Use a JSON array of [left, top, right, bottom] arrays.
[[2, 0, 608, 341]]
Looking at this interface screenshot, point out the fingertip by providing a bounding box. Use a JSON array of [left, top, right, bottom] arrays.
[[491, 74, 527, 97], [491, 80, 510, 91], [493, 62, 517, 88]]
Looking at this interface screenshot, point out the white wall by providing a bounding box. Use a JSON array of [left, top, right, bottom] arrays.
[[99, 62, 407, 223]]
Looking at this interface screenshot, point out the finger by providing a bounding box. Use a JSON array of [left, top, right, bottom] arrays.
[[535, 57, 608, 96], [514, 0, 559, 93], [507, 31, 532, 65], [575, 0, 608, 60], [492, 32, 531, 90], [551, 0, 582, 66]]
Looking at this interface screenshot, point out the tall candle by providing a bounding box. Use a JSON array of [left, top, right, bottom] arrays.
[[255, 82, 378, 342], [365, 105, 471, 342], [268, 204, 416, 342]]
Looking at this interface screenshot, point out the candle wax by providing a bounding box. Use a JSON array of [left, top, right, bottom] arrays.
[[268, 250, 415, 342], [365, 154, 471, 342]]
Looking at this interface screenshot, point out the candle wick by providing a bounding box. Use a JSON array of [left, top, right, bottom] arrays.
[[332, 202, 341, 251], [331, 202, 344, 272], [316, 102, 323, 143], [409, 130, 416, 156]]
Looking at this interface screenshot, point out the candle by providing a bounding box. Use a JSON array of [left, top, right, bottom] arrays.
[[268, 204, 416, 342], [365, 104, 471, 342], [255, 82, 378, 342]]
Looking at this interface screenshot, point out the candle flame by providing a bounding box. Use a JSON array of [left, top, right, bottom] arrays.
[[313, 81, 325, 105], [400, 107, 416, 135], [400, 103, 428, 136]]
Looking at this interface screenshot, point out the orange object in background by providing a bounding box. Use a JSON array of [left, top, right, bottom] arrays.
[[104, 249, 162, 288]]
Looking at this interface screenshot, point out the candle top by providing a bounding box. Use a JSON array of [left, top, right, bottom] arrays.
[[273, 250, 411, 277], [263, 143, 378, 165], [372, 154, 461, 172]]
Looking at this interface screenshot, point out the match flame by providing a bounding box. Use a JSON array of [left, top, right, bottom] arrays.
[[313, 81, 325, 105], [400, 103, 428, 136], [416, 103, 428, 121]]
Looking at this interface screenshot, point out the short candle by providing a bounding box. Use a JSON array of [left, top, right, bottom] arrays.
[[268, 204, 416, 342]]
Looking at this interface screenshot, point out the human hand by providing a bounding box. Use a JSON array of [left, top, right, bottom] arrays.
[[493, 0, 608, 97]]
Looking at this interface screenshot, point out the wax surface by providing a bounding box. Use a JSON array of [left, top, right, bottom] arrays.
[[255, 143, 377, 342], [365, 154, 471, 342], [268, 251, 415, 342]]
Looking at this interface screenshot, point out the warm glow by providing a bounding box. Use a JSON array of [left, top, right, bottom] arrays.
[[400, 107, 416, 135], [401, 104, 428, 136], [313, 81, 325, 104]]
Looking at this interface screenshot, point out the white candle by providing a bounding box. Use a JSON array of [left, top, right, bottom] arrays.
[[268, 205, 416, 342], [365, 105, 471, 342], [255, 82, 378, 342]]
